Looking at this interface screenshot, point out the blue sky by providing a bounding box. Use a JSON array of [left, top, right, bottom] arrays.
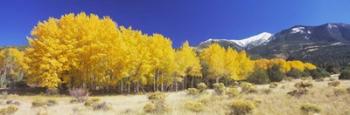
[[1, 0, 350, 47]]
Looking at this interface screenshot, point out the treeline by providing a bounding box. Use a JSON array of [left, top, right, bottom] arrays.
[[0, 13, 321, 94]]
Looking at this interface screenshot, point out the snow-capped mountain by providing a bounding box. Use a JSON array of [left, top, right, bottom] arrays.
[[198, 32, 273, 50]]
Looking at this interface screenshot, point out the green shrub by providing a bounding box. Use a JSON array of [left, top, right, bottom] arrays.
[[226, 88, 240, 98], [0, 105, 18, 115], [247, 68, 270, 84], [267, 64, 285, 82], [309, 68, 330, 79], [287, 69, 303, 78], [329, 77, 336, 81], [213, 83, 226, 95], [328, 81, 341, 87], [240, 82, 257, 93], [300, 103, 321, 114], [334, 87, 347, 96], [339, 69, 350, 80], [184, 100, 205, 112], [229, 99, 256, 115], [186, 88, 199, 95], [269, 82, 278, 88], [196, 82, 207, 93]]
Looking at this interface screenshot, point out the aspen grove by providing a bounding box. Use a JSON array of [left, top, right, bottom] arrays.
[[1, 13, 317, 93]]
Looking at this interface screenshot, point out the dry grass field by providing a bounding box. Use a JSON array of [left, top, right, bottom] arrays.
[[0, 75, 349, 115]]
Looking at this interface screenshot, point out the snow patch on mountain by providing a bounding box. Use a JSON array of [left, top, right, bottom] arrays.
[[291, 27, 305, 34], [201, 32, 273, 48]]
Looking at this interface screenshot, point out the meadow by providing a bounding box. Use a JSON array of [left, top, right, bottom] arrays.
[[0, 74, 349, 115]]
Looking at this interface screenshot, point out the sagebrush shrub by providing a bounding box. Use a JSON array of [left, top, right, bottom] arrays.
[[186, 88, 199, 95], [144, 103, 157, 113], [229, 99, 256, 115], [92, 102, 112, 111], [213, 83, 226, 95], [184, 100, 205, 112], [295, 81, 313, 89], [300, 103, 321, 114], [226, 88, 240, 98], [196, 82, 207, 93], [148, 92, 166, 101], [144, 92, 170, 113], [240, 82, 257, 93], [0, 105, 18, 115], [261, 88, 272, 94], [287, 88, 308, 97], [334, 87, 347, 96], [269, 82, 278, 88], [328, 81, 341, 87], [47, 99, 57, 106], [32, 99, 47, 107], [84, 98, 101, 106]]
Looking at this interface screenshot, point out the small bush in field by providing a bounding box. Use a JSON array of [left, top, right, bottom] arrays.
[[197, 83, 207, 93], [269, 82, 278, 88], [295, 81, 313, 89], [247, 68, 270, 84], [213, 83, 226, 95], [287, 88, 308, 97], [92, 102, 112, 111], [0, 105, 18, 115], [339, 69, 350, 80], [32, 99, 47, 107], [226, 88, 240, 98], [148, 92, 166, 101], [329, 77, 336, 81], [69, 88, 89, 103], [6, 100, 20, 106], [144, 92, 170, 113], [186, 88, 199, 95], [84, 98, 101, 107], [144, 103, 156, 113], [184, 100, 205, 112], [261, 88, 272, 94], [47, 99, 57, 106], [334, 87, 347, 96], [300, 103, 321, 114], [328, 81, 341, 87], [347, 87, 350, 93], [240, 82, 257, 93], [229, 99, 256, 115]]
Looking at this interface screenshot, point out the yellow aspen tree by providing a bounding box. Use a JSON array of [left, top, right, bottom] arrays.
[[148, 34, 176, 91], [224, 47, 239, 80], [25, 13, 122, 88], [200, 43, 226, 83], [236, 51, 254, 80], [304, 62, 317, 70], [288, 60, 305, 72], [0, 48, 26, 88], [176, 41, 202, 89]]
